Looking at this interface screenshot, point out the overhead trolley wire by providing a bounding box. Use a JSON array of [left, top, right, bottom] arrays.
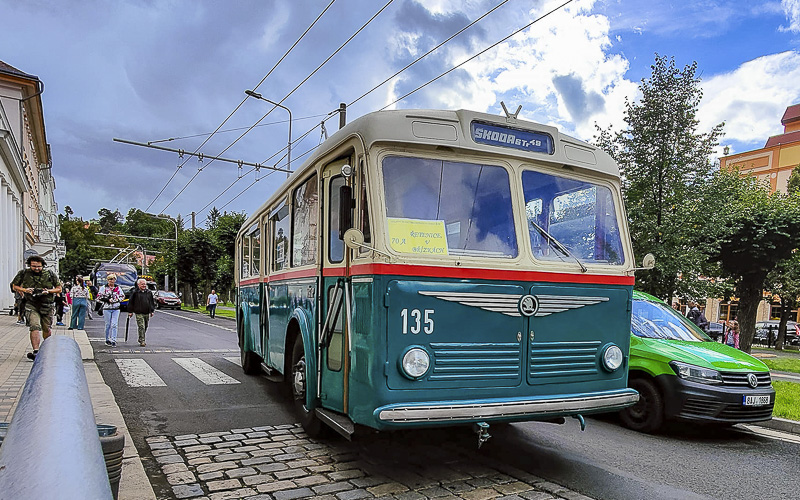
[[164, 0, 396, 215], [348, 0, 511, 108], [145, 0, 340, 213], [381, 0, 574, 110]]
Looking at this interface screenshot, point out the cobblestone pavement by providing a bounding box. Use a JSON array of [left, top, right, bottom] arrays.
[[146, 424, 592, 500]]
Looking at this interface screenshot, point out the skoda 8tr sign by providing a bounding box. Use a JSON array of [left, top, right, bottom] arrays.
[[470, 121, 554, 154]]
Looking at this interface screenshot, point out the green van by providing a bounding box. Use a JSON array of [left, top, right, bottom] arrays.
[[621, 291, 775, 432]]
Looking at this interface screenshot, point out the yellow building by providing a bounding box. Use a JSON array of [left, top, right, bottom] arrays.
[[710, 104, 800, 325], [721, 103, 800, 194]]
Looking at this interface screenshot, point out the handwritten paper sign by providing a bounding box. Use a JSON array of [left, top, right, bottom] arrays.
[[387, 218, 449, 256]]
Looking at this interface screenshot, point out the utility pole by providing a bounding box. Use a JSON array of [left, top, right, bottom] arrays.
[[191, 212, 196, 229]]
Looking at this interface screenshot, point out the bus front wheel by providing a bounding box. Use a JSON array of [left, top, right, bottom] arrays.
[[291, 336, 324, 437]]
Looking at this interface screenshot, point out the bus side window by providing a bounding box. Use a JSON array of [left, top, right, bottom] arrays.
[[251, 227, 261, 276], [292, 174, 319, 267], [326, 286, 344, 371], [359, 161, 371, 252], [272, 205, 290, 271], [329, 176, 345, 263], [242, 235, 251, 278]]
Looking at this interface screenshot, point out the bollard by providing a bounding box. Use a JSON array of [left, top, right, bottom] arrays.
[[0, 336, 113, 499], [98, 424, 125, 500]]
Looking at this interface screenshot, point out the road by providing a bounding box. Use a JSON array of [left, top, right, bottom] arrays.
[[87, 311, 800, 500]]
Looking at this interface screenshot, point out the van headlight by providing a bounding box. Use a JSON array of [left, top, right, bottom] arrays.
[[601, 344, 624, 372], [401, 348, 430, 379], [670, 361, 723, 385]]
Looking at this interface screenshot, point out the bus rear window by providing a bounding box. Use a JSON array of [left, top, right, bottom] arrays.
[[382, 156, 517, 258]]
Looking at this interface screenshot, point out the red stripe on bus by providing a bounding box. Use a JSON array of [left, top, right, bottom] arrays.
[[239, 278, 261, 286], [347, 263, 635, 285], [267, 268, 317, 281]]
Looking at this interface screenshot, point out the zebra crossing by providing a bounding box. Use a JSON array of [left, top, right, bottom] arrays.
[[114, 355, 244, 388]]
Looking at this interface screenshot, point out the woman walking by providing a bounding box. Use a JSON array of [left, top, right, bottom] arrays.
[[98, 274, 124, 347], [68, 276, 90, 330]]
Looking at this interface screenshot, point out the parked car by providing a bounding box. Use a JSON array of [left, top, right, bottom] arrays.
[[155, 290, 182, 310], [705, 321, 724, 342], [754, 320, 799, 346], [619, 291, 774, 432]]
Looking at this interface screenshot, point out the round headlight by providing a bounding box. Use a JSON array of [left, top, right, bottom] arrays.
[[602, 345, 624, 372], [401, 348, 430, 379]]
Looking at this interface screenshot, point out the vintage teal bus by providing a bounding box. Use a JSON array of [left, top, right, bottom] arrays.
[[236, 108, 639, 443]]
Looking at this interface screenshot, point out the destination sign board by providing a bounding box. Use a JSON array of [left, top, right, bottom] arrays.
[[470, 121, 554, 154]]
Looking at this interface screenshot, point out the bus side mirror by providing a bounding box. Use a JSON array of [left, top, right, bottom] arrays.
[[642, 253, 655, 269], [339, 184, 353, 239]]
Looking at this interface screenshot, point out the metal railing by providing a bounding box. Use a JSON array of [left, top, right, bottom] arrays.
[[0, 336, 113, 499]]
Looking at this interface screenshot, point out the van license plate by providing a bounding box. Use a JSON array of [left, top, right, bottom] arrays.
[[743, 395, 770, 406]]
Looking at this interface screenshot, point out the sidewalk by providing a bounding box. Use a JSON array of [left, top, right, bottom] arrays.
[[0, 312, 155, 500]]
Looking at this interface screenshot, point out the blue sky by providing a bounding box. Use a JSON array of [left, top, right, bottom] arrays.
[[1, 0, 798, 224]]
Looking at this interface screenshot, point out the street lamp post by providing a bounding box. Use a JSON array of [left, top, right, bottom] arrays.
[[244, 90, 292, 177], [147, 214, 178, 293]]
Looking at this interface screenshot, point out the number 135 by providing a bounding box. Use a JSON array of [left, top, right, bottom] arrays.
[[400, 308, 434, 334]]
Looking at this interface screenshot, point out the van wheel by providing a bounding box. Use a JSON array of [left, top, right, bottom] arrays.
[[620, 378, 664, 433], [291, 336, 324, 437]]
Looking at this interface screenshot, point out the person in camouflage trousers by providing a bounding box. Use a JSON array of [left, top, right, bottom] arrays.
[[11, 255, 63, 360], [127, 278, 156, 347]]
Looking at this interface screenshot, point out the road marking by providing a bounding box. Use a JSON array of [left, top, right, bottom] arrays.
[[224, 356, 242, 366], [740, 424, 800, 444], [115, 359, 167, 387], [159, 310, 235, 332], [173, 358, 240, 385]]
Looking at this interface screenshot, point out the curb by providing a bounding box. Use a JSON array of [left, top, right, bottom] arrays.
[[753, 416, 800, 435]]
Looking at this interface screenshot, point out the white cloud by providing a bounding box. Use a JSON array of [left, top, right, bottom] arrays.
[[698, 51, 800, 149], [781, 0, 800, 32]]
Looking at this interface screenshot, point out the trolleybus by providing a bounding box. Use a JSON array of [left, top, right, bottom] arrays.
[[236, 108, 640, 443]]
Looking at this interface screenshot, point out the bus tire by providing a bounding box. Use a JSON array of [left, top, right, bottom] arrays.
[[619, 378, 664, 433], [291, 336, 324, 437], [239, 315, 261, 375]]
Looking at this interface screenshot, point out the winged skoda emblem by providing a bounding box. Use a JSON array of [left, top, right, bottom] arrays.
[[418, 291, 609, 317]]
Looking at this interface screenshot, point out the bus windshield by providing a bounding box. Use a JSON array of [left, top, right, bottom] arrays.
[[382, 156, 517, 258], [522, 170, 624, 265]]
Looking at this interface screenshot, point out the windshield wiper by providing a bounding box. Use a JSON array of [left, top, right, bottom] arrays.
[[528, 219, 587, 272]]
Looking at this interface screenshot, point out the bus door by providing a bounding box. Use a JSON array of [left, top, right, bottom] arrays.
[[318, 158, 352, 414]]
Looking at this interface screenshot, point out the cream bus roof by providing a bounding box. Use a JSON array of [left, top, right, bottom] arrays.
[[240, 108, 619, 234]]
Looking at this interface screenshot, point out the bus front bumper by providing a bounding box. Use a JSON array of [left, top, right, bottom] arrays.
[[375, 389, 639, 425]]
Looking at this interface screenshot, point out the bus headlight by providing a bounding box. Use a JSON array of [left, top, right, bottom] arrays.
[[601, 344, 624, 372], [401, 348, 430, 379]]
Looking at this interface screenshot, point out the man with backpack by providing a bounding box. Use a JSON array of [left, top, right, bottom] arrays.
[[687, 300, 710, 332], [10, 255, 62, 360]]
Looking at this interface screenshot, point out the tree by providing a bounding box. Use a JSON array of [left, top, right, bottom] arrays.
[[97, 208, 123, 233], [64, 205, 73, 219], [594, 54, 724, 302], [788, 166, 800, 196], [765, 251, 800, 350], [208, 210, 247, 297], [702, 171, 800, 352]]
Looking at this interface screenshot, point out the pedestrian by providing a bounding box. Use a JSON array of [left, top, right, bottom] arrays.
[[725, 319, 740, 349], [97, 273, 124, 347], [127, 278, 156, 347], [10, 255, 62, 360], [206, 289, 219, 319], [85, 277, 94, 320], [54, 290, 66, 326], [671, 301, 681, 312], [68, 276, 90, 330], [12, 290, 26, 324], [687, 301, 709, 332], [89, 282, 101, 317]]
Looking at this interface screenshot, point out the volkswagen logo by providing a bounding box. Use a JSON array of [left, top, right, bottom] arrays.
[[747, 373, 758, 388], [519, 295, 538, 317]]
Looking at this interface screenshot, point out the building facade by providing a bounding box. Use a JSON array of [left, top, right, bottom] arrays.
[[0, 61, 63, 310], [713, 103, 800, 324]]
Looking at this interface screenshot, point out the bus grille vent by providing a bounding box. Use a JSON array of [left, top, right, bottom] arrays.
[[429, 342, 521, 381], [529, 341, 601, 379]]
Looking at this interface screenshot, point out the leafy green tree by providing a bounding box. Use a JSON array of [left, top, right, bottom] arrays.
[[702, 171, 800, 352], [207, 210, 247, 296], [594, 54, 724, 302], [788, 166, 800, 196], [765, 251, 800, 350], [98, 208, 123, 233], [58, 217, 101, 280]]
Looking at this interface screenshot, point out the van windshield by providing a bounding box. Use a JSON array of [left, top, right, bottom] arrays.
[[632, 299, 709, 342]]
